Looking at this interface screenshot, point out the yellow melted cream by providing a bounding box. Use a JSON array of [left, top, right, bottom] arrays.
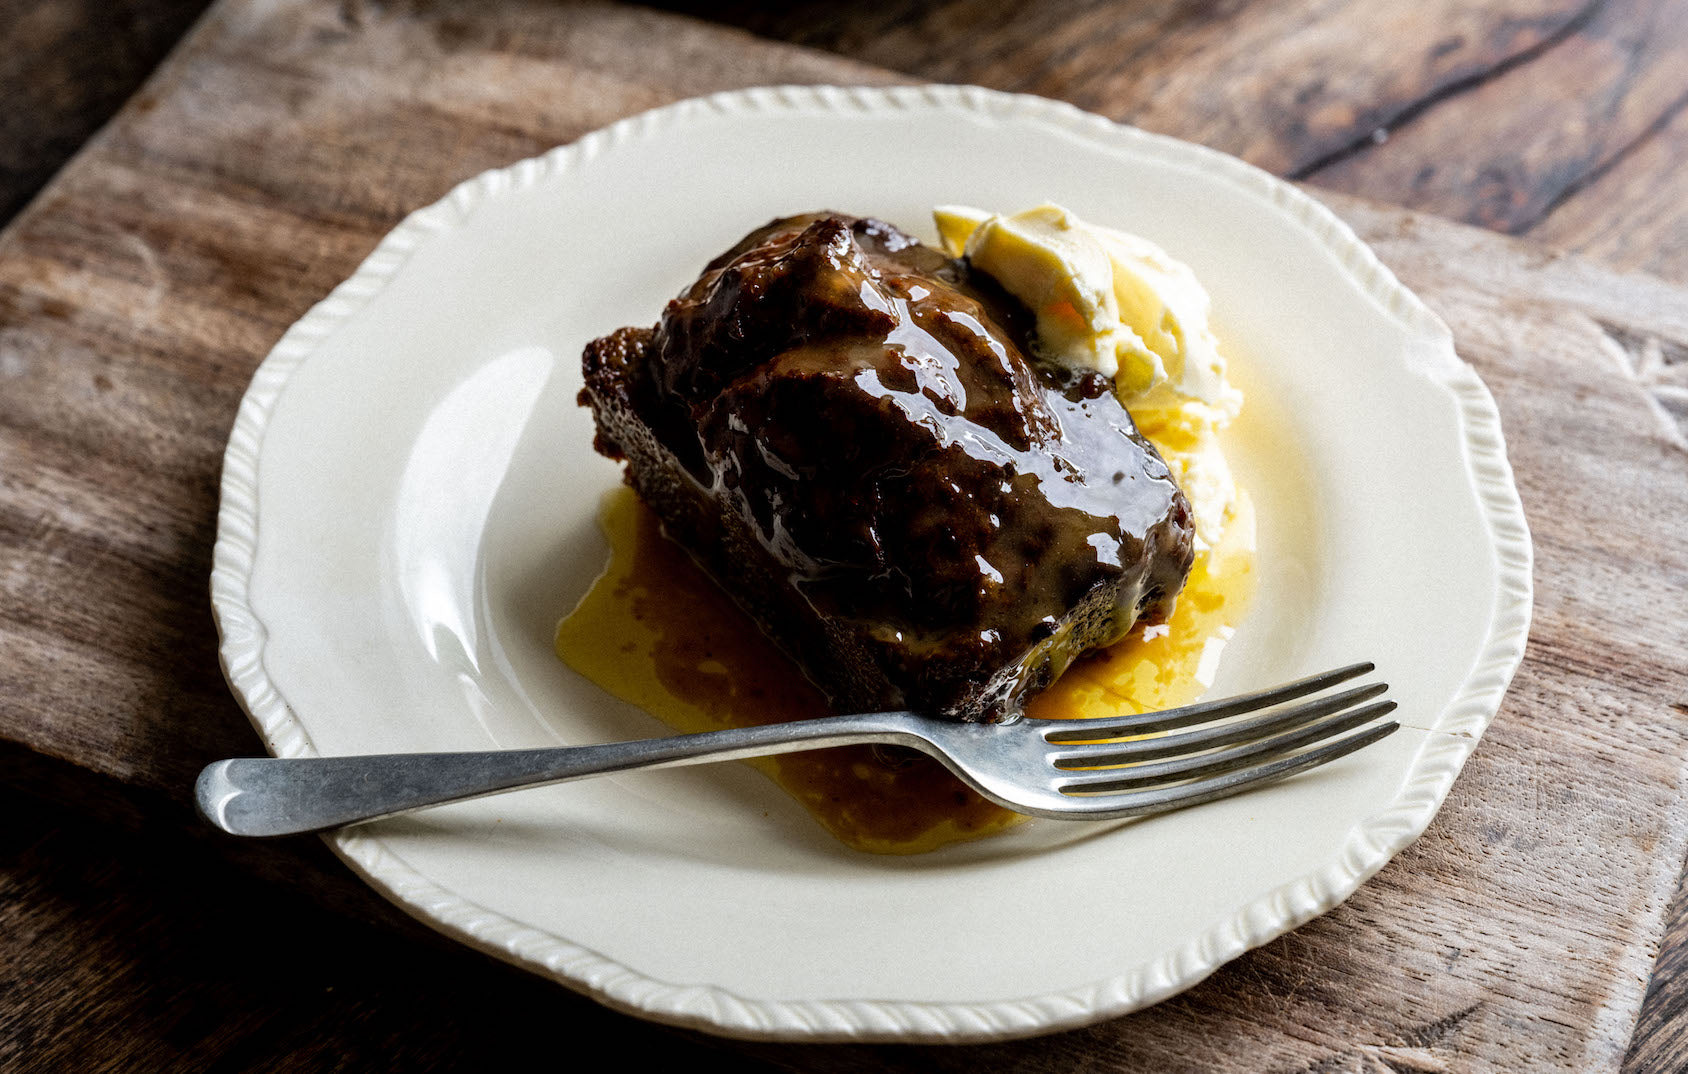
[[556, 484, 1255, 854]]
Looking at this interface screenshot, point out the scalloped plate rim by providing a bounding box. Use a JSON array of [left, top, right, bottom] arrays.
[[209, 83, 1533, 1042]]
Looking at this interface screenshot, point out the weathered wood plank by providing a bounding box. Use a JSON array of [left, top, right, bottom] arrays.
[[1530, 97, 1688, 285], [652, 0, 1688, 280], [647, 0, 1590, 175], [0, 0, 897, 796], [0, 0, 213, 222], [0, 774, 768, 1073], [1, 1, 1686, 1070], [1307, 0, 1688, 234], [1628, 876, 1688, 1074]]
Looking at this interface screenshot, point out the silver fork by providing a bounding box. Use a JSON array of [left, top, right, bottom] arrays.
[[197, 663, 1397, 837]]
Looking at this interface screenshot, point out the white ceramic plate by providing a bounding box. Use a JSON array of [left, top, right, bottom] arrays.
[[212, 85, 1532, 1041]]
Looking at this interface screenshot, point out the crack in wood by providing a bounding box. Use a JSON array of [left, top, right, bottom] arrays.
[[1284, 1003, 1480, 1074], [1399, 1001, 1483, 1047], [1522, 83, 1688, 235], [1290, 0, 1608, 182]]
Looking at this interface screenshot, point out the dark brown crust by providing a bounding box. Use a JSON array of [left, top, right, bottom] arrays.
[[580, 213, 1194, 721]]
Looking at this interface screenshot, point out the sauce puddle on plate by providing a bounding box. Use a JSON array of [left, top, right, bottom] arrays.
[[556, 485, 1255, 854]]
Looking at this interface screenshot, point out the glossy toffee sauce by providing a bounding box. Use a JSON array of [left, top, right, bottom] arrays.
[[555, 479, 1255, 855]]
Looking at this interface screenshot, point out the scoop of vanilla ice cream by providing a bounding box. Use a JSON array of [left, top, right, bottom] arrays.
[[934, 203, 1242, 549], [934, 204, 1149, 385]]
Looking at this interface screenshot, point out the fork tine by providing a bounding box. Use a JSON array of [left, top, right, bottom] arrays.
[[1055, 699, 1397, 793], [1038, 661, 1376, 742], [1054, 720, 1402, 818], [1048, 681, 1388, 768]]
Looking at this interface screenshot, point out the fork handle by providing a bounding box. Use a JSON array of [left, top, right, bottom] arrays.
[[195, 712, 926, 838]]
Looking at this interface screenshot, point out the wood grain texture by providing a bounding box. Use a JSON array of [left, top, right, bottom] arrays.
[[0, 0, 897, 799], [0, 0, 213, 222], [1627, 880, 1688, 1074], [1530, 95, 1688, 284], [1, 0, 1687, 1070], [1306, 0, 1688, 234], [650, 0, 1688, 277], [0, 778, 773, 1074], [649, 0, 1591, 175]]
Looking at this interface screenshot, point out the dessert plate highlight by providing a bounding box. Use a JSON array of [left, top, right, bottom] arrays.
[[212, 85, 1532, 1041]]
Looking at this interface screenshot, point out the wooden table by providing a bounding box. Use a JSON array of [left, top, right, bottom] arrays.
[[3, 1, 1686, 1070]]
